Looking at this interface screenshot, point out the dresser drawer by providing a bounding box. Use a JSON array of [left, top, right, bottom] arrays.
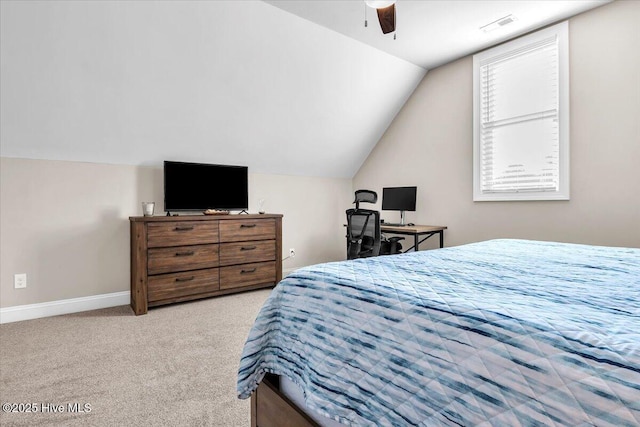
[[148, 221, 219, 248], [219, 219, 275, 242], [148, 244, 219, 275], [220, 261, 276, 290], [219, 240, 275, 266], [148, 268, 219, 302]]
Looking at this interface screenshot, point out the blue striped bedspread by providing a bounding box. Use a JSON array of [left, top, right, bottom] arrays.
[[237, 239, 640, 426]]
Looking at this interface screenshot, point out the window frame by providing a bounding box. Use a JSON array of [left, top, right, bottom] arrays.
[[473, 21, 570, 202]]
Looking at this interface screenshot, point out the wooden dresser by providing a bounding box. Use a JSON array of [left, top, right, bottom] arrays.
[[129, 214, 282, 315]]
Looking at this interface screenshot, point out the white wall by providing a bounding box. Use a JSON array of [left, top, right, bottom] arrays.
[[354, 0, 640, 250], [0, 157, 351, 308], [249, 173, 352, 269]]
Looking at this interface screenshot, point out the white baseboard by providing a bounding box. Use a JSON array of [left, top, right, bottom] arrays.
[[1, 270, 302, 324], [0, 291, 130, 324]]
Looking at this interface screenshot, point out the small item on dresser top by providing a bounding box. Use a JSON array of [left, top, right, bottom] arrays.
[[203, 209, 230, 215], [142, 202, 155, 217]]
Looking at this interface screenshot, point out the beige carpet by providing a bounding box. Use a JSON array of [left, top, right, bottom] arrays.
[[0, 289, 272, 426]]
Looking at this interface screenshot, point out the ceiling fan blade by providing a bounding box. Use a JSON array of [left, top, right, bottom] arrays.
[[376, 4, 395, 34]]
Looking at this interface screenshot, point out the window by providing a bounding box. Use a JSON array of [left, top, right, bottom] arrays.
[[473, 21, 569, 201]]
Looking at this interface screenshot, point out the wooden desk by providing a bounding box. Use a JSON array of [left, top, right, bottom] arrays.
[[380, 224, 447, 252]]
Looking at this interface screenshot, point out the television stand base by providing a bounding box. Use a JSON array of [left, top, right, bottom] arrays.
[[238, 209, 249, 214]]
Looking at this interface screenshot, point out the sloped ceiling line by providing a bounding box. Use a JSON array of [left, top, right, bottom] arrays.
[[0, 0, 425, 178]]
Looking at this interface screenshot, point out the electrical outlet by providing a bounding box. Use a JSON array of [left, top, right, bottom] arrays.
[[289, 248, 296, 258], [14, 273, 27, 289]]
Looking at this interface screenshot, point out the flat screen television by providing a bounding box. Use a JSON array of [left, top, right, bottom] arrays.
[[164, 161, 248, 212]]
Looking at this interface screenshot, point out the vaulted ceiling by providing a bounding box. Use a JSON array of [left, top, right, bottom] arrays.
[[0, 1, 609, 178], [0, 0, 424, 178], [265, 1, 610, 69]]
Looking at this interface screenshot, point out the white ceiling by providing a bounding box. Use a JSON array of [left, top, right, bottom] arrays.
[[264, 0, 611, 70], [0, 1, 612, 179], [1, 1, 424, 178]]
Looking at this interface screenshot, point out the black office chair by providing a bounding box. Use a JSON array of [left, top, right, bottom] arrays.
[[346, 190, 405, 259], [346, 190, 381, 259]]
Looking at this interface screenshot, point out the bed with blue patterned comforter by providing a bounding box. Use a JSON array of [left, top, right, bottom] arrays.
[[237, 239, 640, 426]]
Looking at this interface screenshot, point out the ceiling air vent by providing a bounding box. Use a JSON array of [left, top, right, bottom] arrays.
[[481, 14, 517, 33]]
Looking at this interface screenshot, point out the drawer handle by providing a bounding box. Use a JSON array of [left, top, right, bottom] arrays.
[[241, 268, 257, 274], [240, 224, 257, 228], [174, 226, 194, 231], [241, 246, 257, 251], [175, 251, 195, 257], [175, 276, 195, 282]]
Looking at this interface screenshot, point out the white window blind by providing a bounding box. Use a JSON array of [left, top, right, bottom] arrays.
[[473, 22, 569, 201]]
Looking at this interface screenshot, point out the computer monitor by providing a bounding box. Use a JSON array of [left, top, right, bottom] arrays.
[[382, 186, 417, 226]]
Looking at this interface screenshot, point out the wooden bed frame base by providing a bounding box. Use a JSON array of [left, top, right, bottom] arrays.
[[251, 374, 320, 427]]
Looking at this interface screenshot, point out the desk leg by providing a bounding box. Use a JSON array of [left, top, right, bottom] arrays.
[[414, 234, 419, 252], [439, 231, 444, 248]]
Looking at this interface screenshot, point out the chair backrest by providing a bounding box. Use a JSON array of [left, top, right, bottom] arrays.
[[354, 190, 377, 210], [346, 208, 381, 259]]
